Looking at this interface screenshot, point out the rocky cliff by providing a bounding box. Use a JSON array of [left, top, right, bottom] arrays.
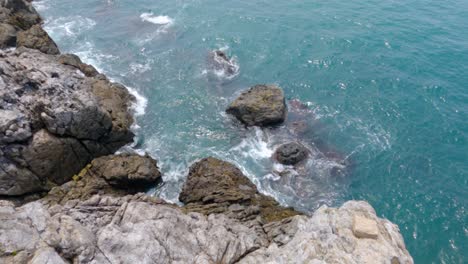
[[0, 1, 414, 263]]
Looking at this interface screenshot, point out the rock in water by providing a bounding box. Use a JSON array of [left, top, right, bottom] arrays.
[[274, 142, 309, 165], [0, 48, 134, 196], [207, 49, 239, 79], [226, 84, 287, 127], [179, 157, 300, 223]]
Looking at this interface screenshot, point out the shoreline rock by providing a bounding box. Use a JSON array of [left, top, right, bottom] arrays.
[[0, 0, 135, 197], [0, 1, 414, 263]]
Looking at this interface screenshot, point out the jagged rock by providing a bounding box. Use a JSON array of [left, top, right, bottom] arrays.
[[0, 48, 134, 196], [207, 49, 239, 79], [239, 201, 414, 264], [226, 84, 286, 127], [0, 0, 42, 30], [16, 24, 60, 54], [0, 22, 16, 48], [44, 154, 162, 205], [274, 142, 309, 165], [0, 196, 413, 264], [58, 54, 100, 77], [180, 157, 300, 223]]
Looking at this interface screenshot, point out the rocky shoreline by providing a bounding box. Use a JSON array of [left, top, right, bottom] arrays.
[[0, 1, 413, 263]]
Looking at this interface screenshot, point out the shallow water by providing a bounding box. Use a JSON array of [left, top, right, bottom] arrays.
[[35, 0, 467, 262]]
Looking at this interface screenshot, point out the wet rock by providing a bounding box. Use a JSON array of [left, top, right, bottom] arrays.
[[179, 157, 300, 223], [274, 142, 308, 165], [0, 48, 134, 196], [0, 22, 16, 48], [207, 49, 239, 79], [16, 24, 60, 54], [226, 84, 286, 127]]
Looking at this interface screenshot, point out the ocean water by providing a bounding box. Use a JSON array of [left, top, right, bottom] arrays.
[[34, 0, 467, 263]]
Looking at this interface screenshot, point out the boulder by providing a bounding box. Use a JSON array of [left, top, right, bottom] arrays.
[[0, 22, 16, 48], [207, 49, 239, 78], [44, 154, 162, 205], [274, 142, 309, 165], [16, 24, 60, 54], [179, 157, 300, 223], [226, 84, 286, 127]]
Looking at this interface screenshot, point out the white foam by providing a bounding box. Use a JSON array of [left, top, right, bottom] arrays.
[[126, 86, 148, 117], [44, 16, 96, 38], [32, 0, 49, 11], [231, 128, 274, 160], [140, 12, 174, 26]]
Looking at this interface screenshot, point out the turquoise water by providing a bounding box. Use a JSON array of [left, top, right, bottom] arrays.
[[35, 0, 467, 262]]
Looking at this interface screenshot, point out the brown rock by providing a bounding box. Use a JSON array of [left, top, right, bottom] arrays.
[[180, 157, 300, 223], [16, 24, 60, 54], [353, 215, 379, 239], [226, 85, 286, 127]]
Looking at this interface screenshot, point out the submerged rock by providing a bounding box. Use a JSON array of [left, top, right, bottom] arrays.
[[0, 48, 135, 196], [206, 49, 239, 79], [274, 142, 309, 165], [226, 84, 287, 127], [180, 157, 300, 223]]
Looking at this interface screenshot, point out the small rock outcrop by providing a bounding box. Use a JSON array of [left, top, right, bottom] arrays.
[[0, 0, 42, 48], [207, 49, 239, 79], [45, 154, 162, 205], [274, 142, 309, 165], [226, 84, 287, 127], [179, 157, 300, 223], [0, 48, 135, 196], [16, 24, 59, 54]]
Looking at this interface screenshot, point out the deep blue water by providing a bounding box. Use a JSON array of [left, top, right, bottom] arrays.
[[35, 0, 467, 263]]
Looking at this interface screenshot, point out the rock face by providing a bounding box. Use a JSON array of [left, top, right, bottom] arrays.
[[16, 24, 59, 54], [0, 48, 135, 196], [226, 84, 287, 127], [179, 157, 300, 223], [239, 201, 414, 264], [274, 142, 309, 165], [0, 196, 413, 264], [0, 0, 42, 48]]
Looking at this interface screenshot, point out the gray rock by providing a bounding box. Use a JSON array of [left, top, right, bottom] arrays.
[[226, 84, 287, 127], [0, 48, 134, 196], [274, 142, 309, 165], [0, 197, 414, 264], [16, 24, 60, 54]]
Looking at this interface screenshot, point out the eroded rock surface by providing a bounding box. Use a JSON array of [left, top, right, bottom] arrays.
[[0, 48, 134, 196], [226, 84, 287, 127], [0, 197, 413, 264], [180, 157, 300, 223]]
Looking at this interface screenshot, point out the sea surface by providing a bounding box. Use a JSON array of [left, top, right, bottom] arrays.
[[34, 0, 467, 263]]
